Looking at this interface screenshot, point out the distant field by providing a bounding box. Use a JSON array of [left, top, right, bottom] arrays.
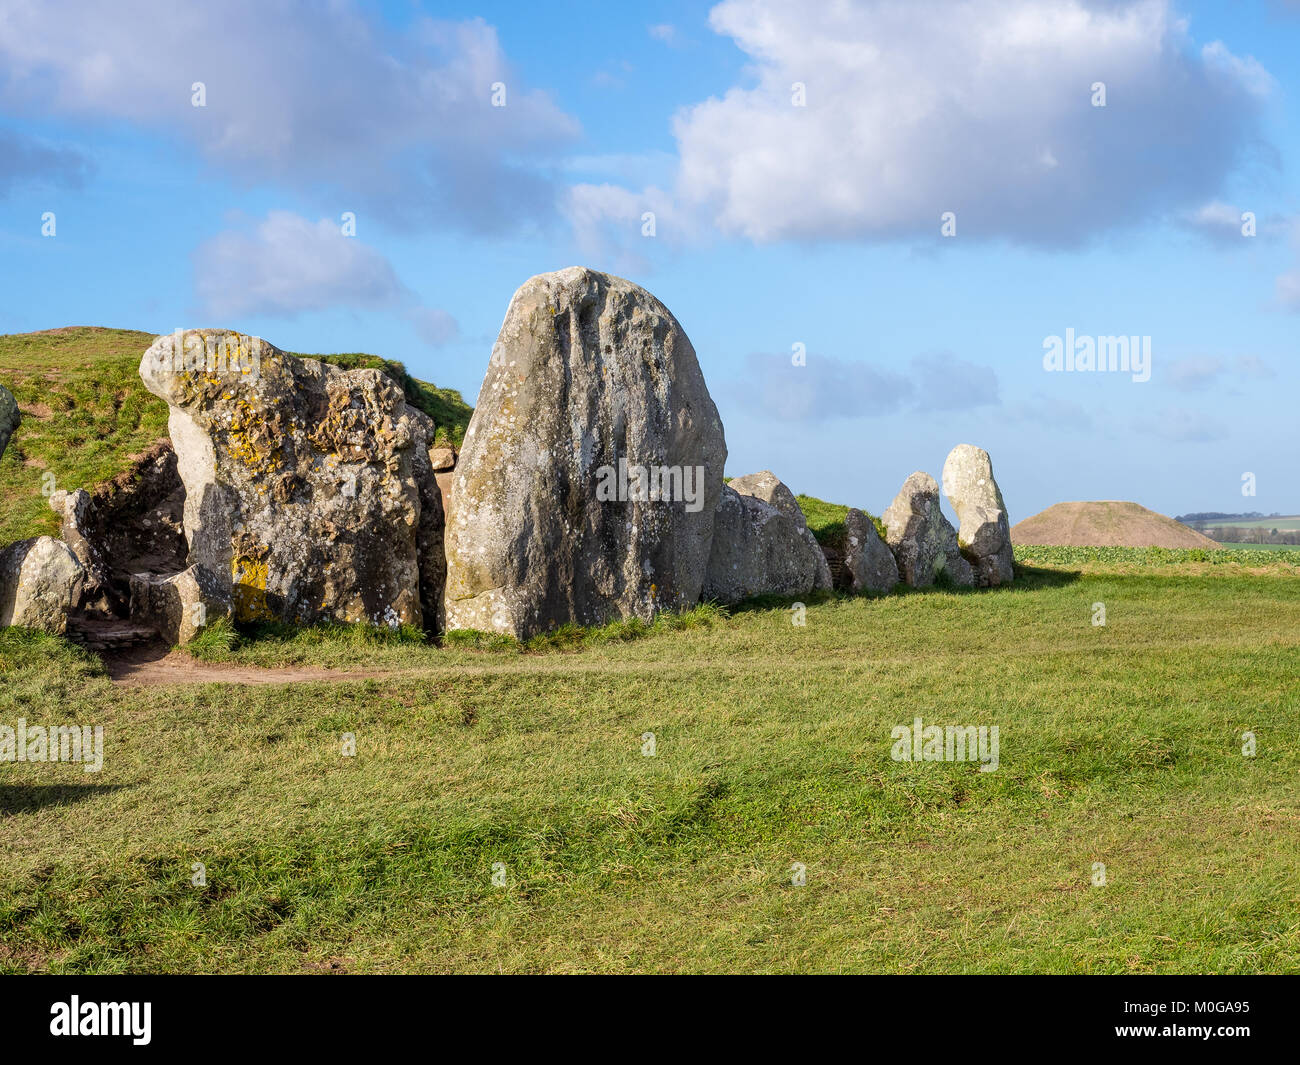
[[1197, 516, 1300, 531], [1214, 542, 1300, 552]]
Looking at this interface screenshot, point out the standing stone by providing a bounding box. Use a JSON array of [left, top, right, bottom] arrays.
[[703, 483, 831, 603], [882, 472, 974, 588], [49, 489, 112, 609], [941, 444, 1014, 586], [444, 267, 727, 638], [139, 330, 427, 629], [406, 404, 447, 634], [129, 565, 232, 645], [842, 508, 899, 594], [704, 470, 831, 601], [0, 537, 84, 634], [0, 384, 17, 462]]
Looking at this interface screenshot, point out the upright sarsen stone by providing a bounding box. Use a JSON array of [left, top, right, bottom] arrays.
[[942, 444, 1014, 586], [882, 471, 974, 588], [444, 268, 727, 638]]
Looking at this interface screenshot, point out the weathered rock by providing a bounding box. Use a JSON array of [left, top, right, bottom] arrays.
[[882, 472, 974, 588], [406, 404, 447, 634], [0, 384, 17, 462], [428, 445, 456, 471], [0, 537, 84, 634], [48, 444, 186, 615], [727, 470, 807, 530], [842, 508, 899, 594], [139, 330, 428, 629], [128, 565, 232, 645], [49, 489, 112, 609], [444, 268, 727, 638], [704, 483, 832, 603], [941, 444, 1014, 586]]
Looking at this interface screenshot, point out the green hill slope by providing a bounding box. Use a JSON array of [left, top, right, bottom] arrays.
[[0, 327, 472, 547]]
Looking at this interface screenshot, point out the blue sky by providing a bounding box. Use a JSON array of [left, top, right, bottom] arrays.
[[1, 0, 1297, 521]]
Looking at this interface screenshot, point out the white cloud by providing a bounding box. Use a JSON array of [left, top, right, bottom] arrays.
[[193, 211, 457, 345], [0, 2, 579, 234], [589, 0, 1273, 249], [648, 24, 681, 46]]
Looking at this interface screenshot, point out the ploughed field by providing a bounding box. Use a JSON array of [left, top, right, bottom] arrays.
[[2, 550, 1298, 974]]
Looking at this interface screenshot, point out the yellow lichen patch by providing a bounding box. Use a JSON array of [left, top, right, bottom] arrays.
[[231, 556, 274, 621]]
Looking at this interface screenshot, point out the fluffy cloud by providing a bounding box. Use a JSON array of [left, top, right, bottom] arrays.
[[582, 0, 1272, 249], [193, 211, 456, 344], [0, 126, 91, 195], [725, 350, 996, 422], [0, 2, 578, 233]]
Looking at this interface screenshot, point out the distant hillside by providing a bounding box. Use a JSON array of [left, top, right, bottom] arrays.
[[1011, 501, 1220, 549], [0, 327, 472, 547]]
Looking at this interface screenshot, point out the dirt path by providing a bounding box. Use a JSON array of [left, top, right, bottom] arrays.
[[106, 648, 395, 687]]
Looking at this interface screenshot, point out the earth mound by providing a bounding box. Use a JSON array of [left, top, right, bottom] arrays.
[[1010, 501, 1219, 548]]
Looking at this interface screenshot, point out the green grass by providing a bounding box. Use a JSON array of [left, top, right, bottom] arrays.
[[1198, 516, 1300, 531], [1215, 542, 1300, 552], [0, 328, 473, 546], [796, 494, 885, 550], [1014, 543, 1300, 568], [2, 559, 1298, 973], [0, 328, 168, 546]]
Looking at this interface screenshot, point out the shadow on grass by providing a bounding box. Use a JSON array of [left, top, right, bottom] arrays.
[[726, 564, 1080, 616], [0, 784, 125, 816]]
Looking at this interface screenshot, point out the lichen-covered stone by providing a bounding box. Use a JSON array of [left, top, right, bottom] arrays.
[[882, 471, 974, 588], [0, 384, 17, 462], [0, 536, 84, 634], [129, 565, 232, 645], [444, 268, 727, 638], [139, 330, 428, 629], [727, 470, 808, 530], [843, 507, 899, 594], [942, 443, 1014, 587], [704, 482, 831, 603]]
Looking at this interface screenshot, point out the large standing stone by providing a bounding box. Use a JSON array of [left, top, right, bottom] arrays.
[[444, 268, 727, 638], [0, 384, 17, 462], [941, 444, 1014, 587], [139, 330, 430, 629], [703, 483, 832, 603], [0, 537, 84, 634], [842, 508, 899, 594], [882, 472, 974, 588]]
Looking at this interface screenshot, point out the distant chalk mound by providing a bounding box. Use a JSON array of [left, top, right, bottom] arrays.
[[1010, 501, 1219, 549]]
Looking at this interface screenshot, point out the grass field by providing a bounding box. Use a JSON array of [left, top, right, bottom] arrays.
[[2, 552, 1298, 974], [1198, 516, 1300, 532], [0, 328, 471, 546]]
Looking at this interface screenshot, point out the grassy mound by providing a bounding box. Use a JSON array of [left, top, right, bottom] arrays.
[[1011, 500, 1219, 549], [796, 493, 886, 552], [0, 328, 473, 546]]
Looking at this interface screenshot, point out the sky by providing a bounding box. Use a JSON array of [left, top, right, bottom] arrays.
[[0, 0, 1297, 521]]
